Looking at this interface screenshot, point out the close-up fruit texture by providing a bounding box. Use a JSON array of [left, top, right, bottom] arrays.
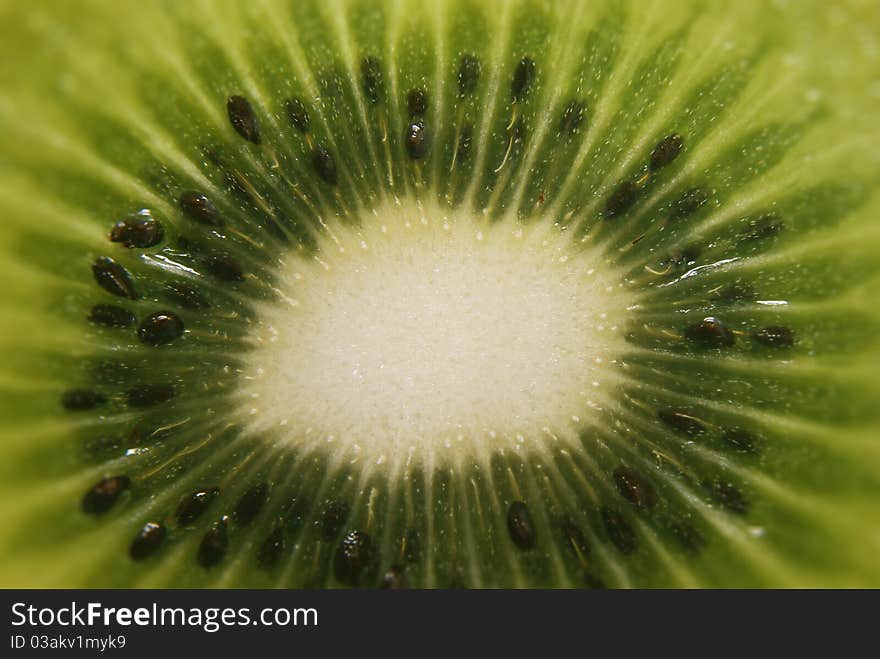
[[0, 0, 878, 589]]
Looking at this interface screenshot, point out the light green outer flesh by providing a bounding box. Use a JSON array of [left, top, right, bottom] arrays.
[[0, 0, 877, 587]]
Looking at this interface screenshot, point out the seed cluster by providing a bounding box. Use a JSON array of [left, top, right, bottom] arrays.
[[59, 48, 800, 588]]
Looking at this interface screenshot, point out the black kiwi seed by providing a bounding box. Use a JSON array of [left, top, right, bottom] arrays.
[[407, 87, 428, 117], [361, 56, 384, 104], [603, 180, 639, 218], [457, 54, 481, 97], [601, 507, 637, 554], [649, 133, 684, 171], [202, 253, 244, 282], [197, 516, 229, 568], [285, 96, 310, 133], [92, 256, 138, 299], [753, 325, 795, 348], [109, 212, 163, 248], [178, 190, 223, 227], [334, 530, 373, 586], [380, 565, 407, 589], [684, 316, 736, 348], [612, 466, 658, 509], [560, 519, 591, 558], [226, 95, 261, 144], [125, 383, 175, 408], [321, 501, 350, 540], [177, 487, 220, 526], [257, 526, 285, 569], [511, 57, 536, 102], [82, 475, 131, 515], [61, 389, 108, 411], [670, 186, 709, 220], [88, 304, 136, 328], [707, 478, 749, 515], [658, 408, 706, 436], [234, 482, 268, 526], [129, 522, 166, 561], [559, 99, 587, 134], [723, 428, 758, 453], [312, 144, 338, 185], [164, 282, 209, 310], [506, 501, 536, 550], [404, 120, 430, 160], [137, 311, 184, 346]]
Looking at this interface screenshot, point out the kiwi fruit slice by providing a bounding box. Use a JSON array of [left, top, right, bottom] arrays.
[[0, 0, 878, 588]]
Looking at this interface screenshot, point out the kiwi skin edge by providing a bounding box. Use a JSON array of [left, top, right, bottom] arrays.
[[0, 0, 878, 588]]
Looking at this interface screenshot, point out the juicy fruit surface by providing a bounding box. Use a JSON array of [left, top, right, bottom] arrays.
[[0, 0, 879, 587]]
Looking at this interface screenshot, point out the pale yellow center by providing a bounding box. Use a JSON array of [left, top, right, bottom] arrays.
[[238, 199, 632, 472]]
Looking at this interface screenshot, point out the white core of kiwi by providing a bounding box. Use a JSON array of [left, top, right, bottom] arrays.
[[237, 197, 633, 469]]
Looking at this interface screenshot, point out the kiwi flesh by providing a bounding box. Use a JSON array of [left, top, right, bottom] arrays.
[[0, 0, 878, 588]]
